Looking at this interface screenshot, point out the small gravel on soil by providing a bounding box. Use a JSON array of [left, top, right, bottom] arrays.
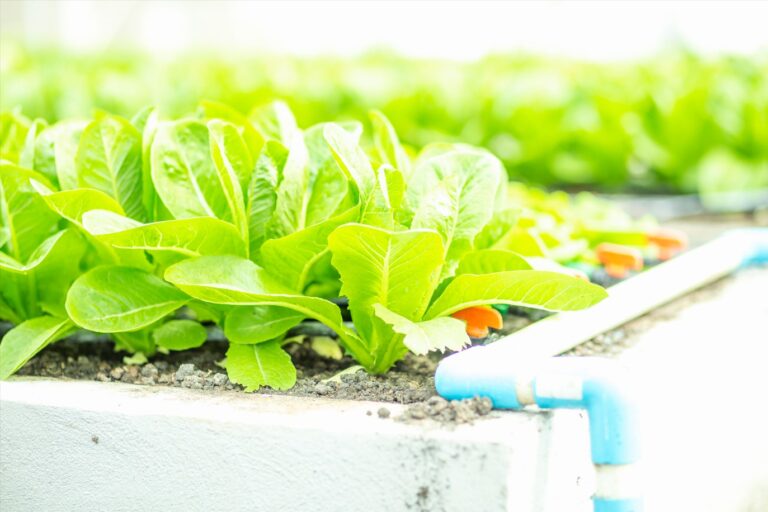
[[14, 335, 442, 402], [398, 396, 495, 425]]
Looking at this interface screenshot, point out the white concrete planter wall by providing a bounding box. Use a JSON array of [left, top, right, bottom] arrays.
[[0, 379, 592, 512]]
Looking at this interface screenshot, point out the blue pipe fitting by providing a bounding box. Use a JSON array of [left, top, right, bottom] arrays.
[[531, 358, 640, 465], [436, 353, 642, 509]]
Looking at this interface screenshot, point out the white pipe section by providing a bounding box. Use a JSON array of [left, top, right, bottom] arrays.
[[594, 464, 644, 501], [489, 229, 763, 360]]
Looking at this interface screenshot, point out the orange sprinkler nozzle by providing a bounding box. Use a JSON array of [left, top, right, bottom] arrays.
[[596, 243, 644, 278], [451, 306, 503, 339], [646, 228, 688, 261]]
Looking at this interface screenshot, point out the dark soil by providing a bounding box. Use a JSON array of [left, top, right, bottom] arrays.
[[12, 331, 498, 424]]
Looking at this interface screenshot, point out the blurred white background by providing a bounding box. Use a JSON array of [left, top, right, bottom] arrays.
[[1, 0, 767, 60]]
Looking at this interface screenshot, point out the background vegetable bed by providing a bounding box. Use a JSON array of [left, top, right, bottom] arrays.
[[0, 102, 608, 391], [2, 46, 767, 194]]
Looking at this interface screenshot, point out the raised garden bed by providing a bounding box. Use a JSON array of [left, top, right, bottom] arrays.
[[2, 87, 766, 512]]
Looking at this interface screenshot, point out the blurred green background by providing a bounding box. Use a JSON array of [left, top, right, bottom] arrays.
[[2, 44, 767, 195]]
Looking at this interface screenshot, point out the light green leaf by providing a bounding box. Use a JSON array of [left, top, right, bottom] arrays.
[[327, 224, 444, 341], [324, 123, 376, 203], [164, 256, 337, 324], [113, 327, 155, 355], [0, 273, 26, 323], [406, 147, 506, 271], [152, 319, 208, 351], [0, 162, 60, 262], [260, 206, 358, 292], [249, 100, 298, 144], [303, 122, 357, 226], [123, 352, 149, 365], [359, 165, 403, 228], [370, 110, 411, 178], [322, 365, 364, 383], [0, 112, 30, 163], [80, 210, 142, 234], [379, 164, 405, 211], [474, 208, 520, 250], [373, 304, 469, 355], [150, 119, 230, 221], [164, 255, 372, 367], [43, 120, 88, 191], [267, 129, 310, 239], [225, 305, 304, 344], [130, 105, 155, 133], [66, 266, 189, 332], [208, 119, 250, 244], [76, 115, 146, 220], [82, 210, 246, 257], [225, 340, 296, 391], [0, 229, 76, 273], [247, 140, 286, 254], [186, 301, 226, 324], [31, 229, 87, 318], [19, 118, 45, 169], [34, 183, 126, 226], [200, 100, 264, 159], [134, 106, 160, 219], [310, 337, 343, 360], [456, 249, 532, 275], [495, 228, 549, 257], [0, 316, 75, 379], [426, 270, 608, 319]]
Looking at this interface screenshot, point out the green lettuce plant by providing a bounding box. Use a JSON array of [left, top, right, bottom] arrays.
[[1, 102, 606, 390]]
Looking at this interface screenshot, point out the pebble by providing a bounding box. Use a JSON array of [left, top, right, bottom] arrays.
[[140, 364, 158, 379], [109, 367, 125, 380], [377, 407, 391, 419], [426, 395, 448, 410], [182, 375, 204, 389], [473, 397, 493, 416], [175, 363, 196, 382], [407, 407, 427, 420], [212, 373, 228, 386], [399, 396, 494, 424], [313, 383, 332, 395]]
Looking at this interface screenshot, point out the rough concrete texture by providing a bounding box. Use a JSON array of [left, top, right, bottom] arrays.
[[0, 378, 585, 512]]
